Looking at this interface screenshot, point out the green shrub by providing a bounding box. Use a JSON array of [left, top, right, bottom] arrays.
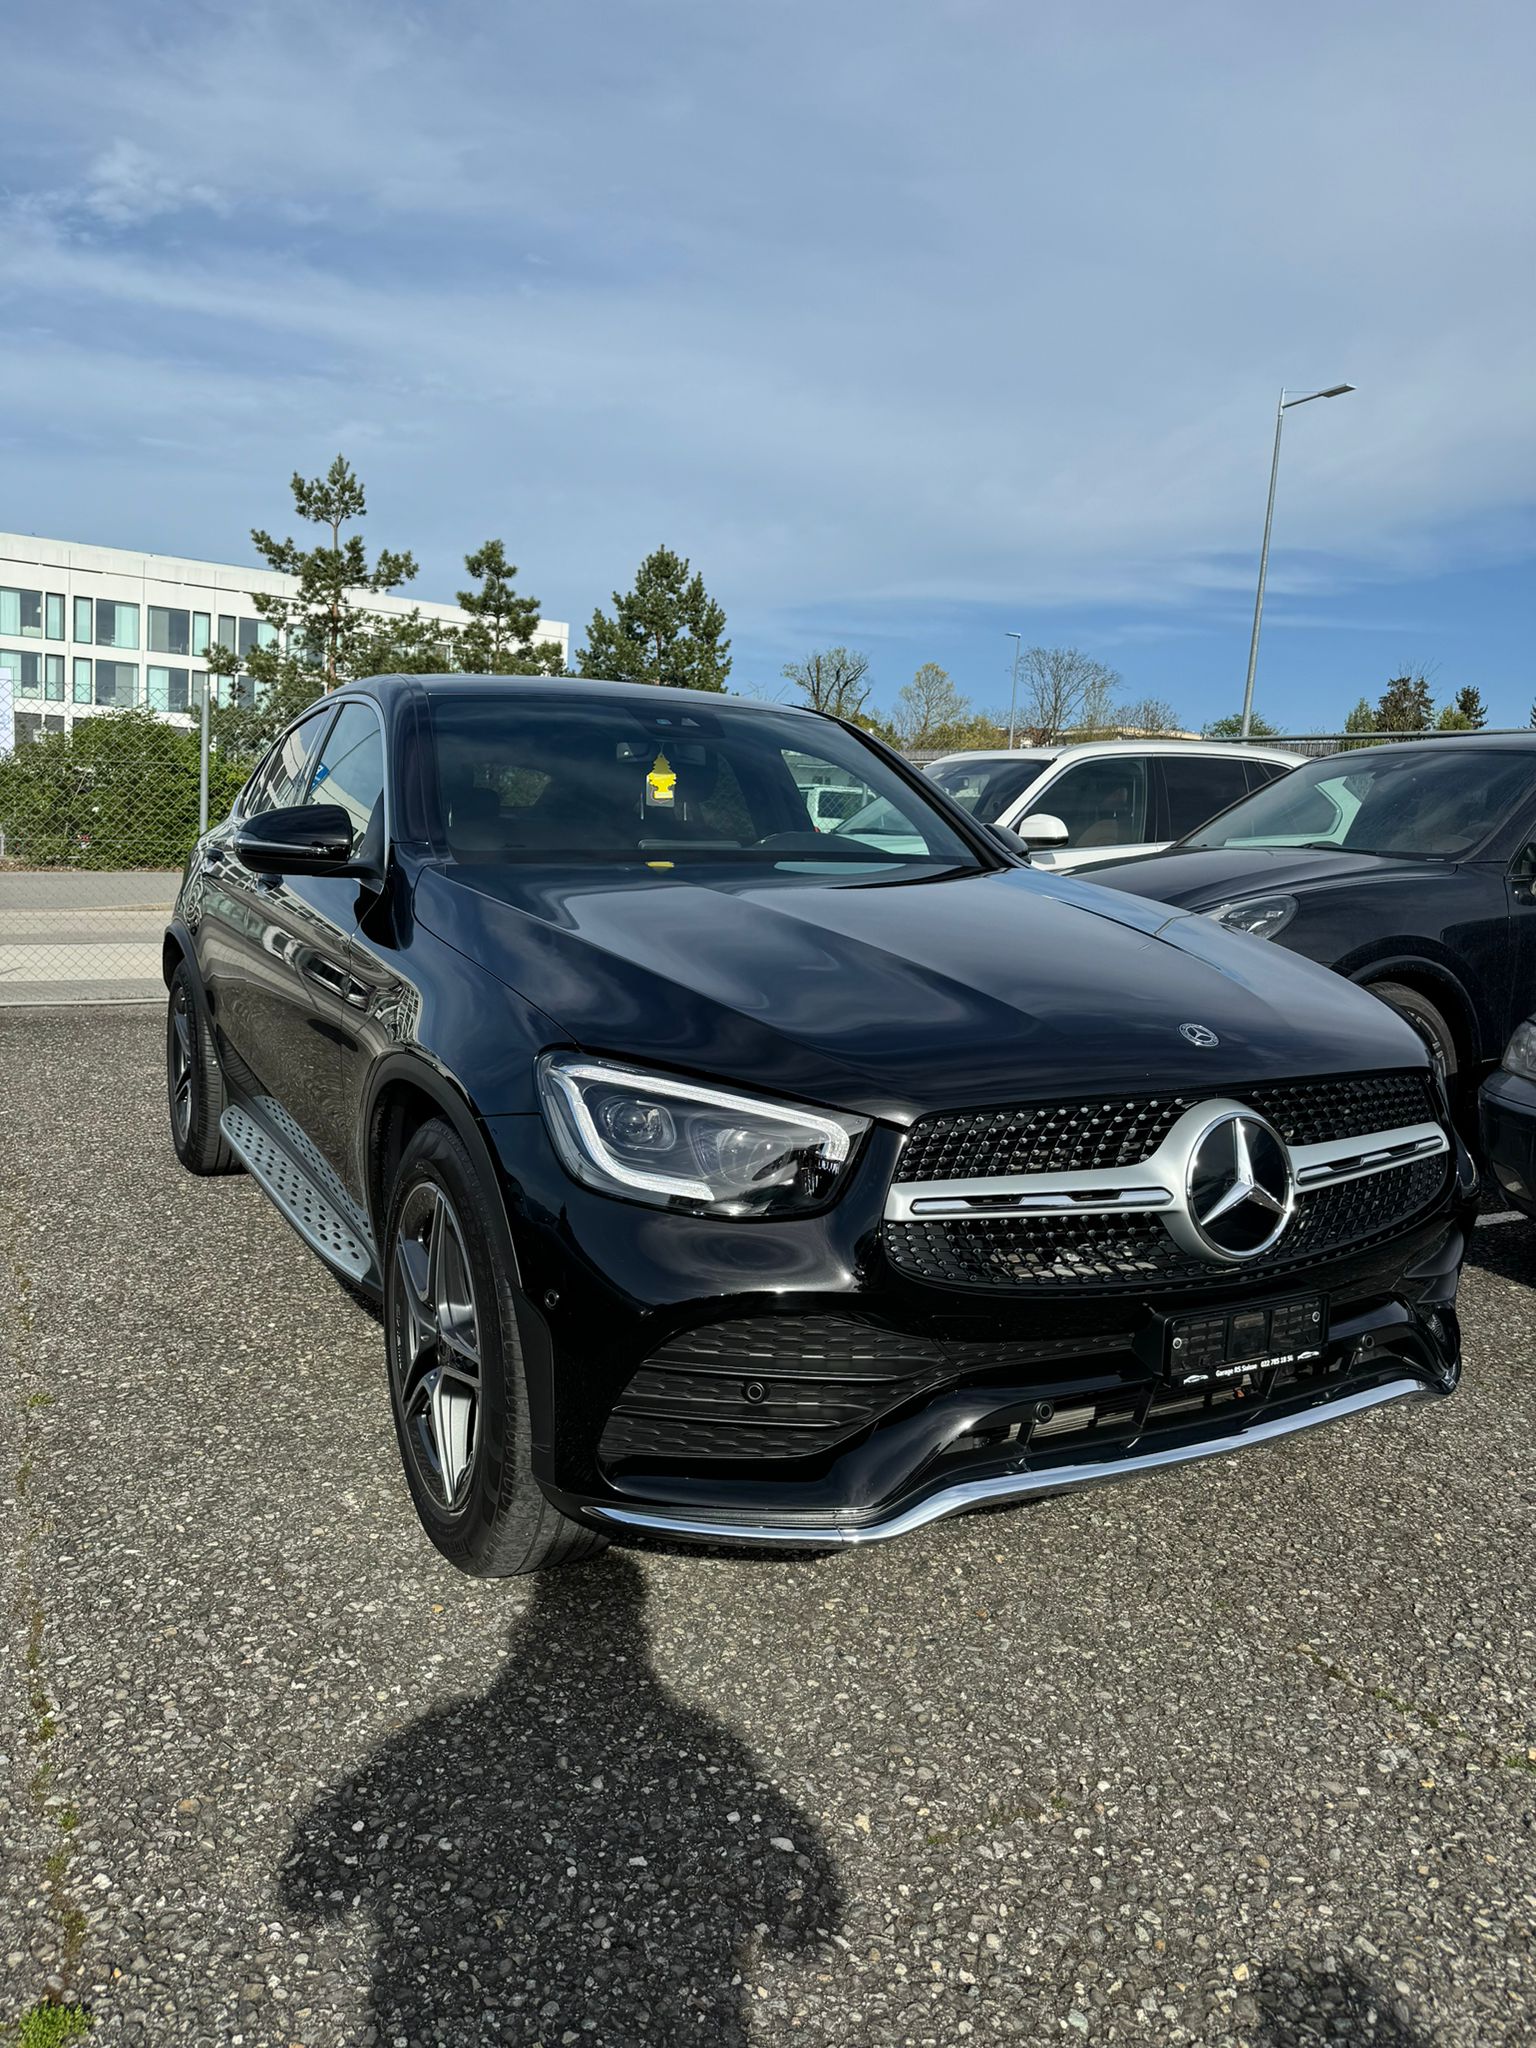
[[0, 711, 248, 870]]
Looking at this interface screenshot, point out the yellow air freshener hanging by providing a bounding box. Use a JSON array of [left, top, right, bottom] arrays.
[[646, 751, 677, 806]]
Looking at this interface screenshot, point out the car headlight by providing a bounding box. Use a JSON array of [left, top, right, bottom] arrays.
[[536, 1055, 870, 1217], [1203, 894, 1298, 942], [1501, 1019, 1536, 1080]]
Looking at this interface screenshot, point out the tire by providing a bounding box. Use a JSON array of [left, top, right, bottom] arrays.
[[166, 960, 238, 1175], [382, 1117, 606, 1578], [1370, 981, 1459, 1085]]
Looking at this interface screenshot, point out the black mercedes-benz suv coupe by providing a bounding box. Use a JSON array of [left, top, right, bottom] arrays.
[[164, 677, 1475, 1576]]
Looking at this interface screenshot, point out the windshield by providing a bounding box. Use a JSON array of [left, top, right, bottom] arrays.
[[929, 755, 1054, 822], [427, 692, 983, 874], [1184, 747, 1533, 860]]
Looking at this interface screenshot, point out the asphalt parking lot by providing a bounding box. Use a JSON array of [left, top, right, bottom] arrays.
[[3, 1009, 1534, 2047]]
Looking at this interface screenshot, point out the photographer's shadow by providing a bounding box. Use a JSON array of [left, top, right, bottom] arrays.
[[280, 1553, 843, 2044]]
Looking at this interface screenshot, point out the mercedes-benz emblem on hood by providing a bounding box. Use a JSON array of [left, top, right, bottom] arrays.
[[1179, 1022, 1220, 1048], [1185, 1110, 1293, 1260]]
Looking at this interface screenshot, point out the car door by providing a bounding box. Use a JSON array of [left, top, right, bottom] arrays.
[[1018, 755, 1151, 870], [286, 698, 390, 1178], [203, 701, 377, 1172], [201, 706, 336, 1095], [1155, 752, 1255, 851]]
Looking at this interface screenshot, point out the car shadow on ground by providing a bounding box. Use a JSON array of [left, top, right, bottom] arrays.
[[1257, 1958, 1432, 2044], [279, 1552, 844, 2044]]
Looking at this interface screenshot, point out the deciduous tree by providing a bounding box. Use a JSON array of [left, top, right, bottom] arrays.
[[890, 664, 969, 751], [781, 647, 872, 720], [1018, 647, 1121, 744], [577, 547, 730, 692], [1203, 711, 1281, 739], [1116, 695, 1182, 736]]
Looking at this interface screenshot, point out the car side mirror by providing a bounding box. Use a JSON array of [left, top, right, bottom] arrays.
[[1014, 811, 1070, 849], [234, 803, 358, 876], [986, 822, 1034, 861]]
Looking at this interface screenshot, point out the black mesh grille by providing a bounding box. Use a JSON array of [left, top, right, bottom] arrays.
[[897, 1070, 1435, 1183], [599, 1316, 951, 1465], [884, 1153, 1450, 1292]]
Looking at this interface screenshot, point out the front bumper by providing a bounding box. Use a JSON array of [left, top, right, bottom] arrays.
[[588, 1372, 1444, 1547], [1479, 1068, 1536, 1219], [487, 1114, 1474, 1550]]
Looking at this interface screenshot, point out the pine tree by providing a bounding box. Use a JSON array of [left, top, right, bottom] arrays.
[[1341, 697, 1378, 752], [1375, 673, 1434, 732], [1454, 685, 1487, 729], [577, 547, 731, 692], [248, 455, 417, 691], [456, 540, 565, 675]]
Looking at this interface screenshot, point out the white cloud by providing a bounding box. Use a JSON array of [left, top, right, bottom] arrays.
[[0, 0, 1530, 659], [78, 140, 224, 228]]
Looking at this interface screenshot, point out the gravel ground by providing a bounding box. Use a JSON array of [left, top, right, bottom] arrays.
[[2, 1008, 1534, 2047]]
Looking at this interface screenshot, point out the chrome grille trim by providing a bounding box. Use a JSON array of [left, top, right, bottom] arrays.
[[885, 1111, 1447, 1224]]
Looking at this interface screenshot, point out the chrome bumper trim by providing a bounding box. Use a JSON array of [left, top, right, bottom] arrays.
[[587, 1376, 1436, 1548]]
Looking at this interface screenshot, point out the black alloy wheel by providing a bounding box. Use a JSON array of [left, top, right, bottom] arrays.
[[166, 961, 237, 1175], [383, 1117, 606, 1577]]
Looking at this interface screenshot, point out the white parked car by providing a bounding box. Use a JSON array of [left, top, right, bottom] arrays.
[[920, 738, 1305, 869], [796, 782, 869, 832]]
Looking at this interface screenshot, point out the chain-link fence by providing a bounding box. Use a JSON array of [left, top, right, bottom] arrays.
[[3, 663, 1530, 1005], [0, 666, 242, 1005]]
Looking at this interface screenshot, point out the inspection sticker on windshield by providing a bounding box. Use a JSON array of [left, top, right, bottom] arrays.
[[646, 751, 677, 805]]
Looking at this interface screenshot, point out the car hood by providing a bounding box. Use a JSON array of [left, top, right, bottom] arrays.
[[414, 860, 1428, 1123], [1084, 843, 1452, 909]]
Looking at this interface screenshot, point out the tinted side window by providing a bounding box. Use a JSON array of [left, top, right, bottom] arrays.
[[1243, 759, 1290, 792], [305, 702, 385, 852], [242, 714, 331, 819], [1035, 758, 1149, 848], [1162, 755, 1251, 840]]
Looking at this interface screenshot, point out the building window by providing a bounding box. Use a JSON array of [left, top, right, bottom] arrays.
[[73, 658, 93, 704], [192, 612, 211, 657], [147, 665, 192, 713], [45, 654, 65, 702], [217, 614, 237, 652], [2, 648, 44, 696], [95, 600, 140, 650], [191, 668, 208, 710], [45, 594, 65, 641], [0, 587, 44, 638], [74, 596, 93, 643], [236, 617, 277, 659], [148, 606, 191, 656], [94, 660, 138, 707]]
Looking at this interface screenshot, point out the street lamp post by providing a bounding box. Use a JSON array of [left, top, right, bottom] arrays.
[[1006, 630, 1023, 748], [1239, 382, 1355, 738]]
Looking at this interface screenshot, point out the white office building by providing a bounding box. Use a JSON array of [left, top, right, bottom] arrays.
[[0, 532, 570, 743]]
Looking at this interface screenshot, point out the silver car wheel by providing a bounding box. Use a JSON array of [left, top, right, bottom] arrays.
[[389, 1181, 483, 1512]]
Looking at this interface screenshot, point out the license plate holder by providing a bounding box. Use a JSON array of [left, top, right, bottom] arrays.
[[1164, 1293, 1327, 1389]]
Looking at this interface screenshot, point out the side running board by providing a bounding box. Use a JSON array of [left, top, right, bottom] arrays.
[[220, 1104, 376, 1285]]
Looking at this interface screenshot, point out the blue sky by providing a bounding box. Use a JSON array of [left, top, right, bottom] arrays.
[[1, 0, 1532, 731]]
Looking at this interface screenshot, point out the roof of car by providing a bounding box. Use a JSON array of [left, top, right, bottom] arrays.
[[342, 673, 816, 714], [926, 738, 1306, 768]]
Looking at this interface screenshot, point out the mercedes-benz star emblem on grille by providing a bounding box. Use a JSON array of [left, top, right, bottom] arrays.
[[1179, 1022, 1220, 1048], [1186, 1110, 1293, 1260]]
